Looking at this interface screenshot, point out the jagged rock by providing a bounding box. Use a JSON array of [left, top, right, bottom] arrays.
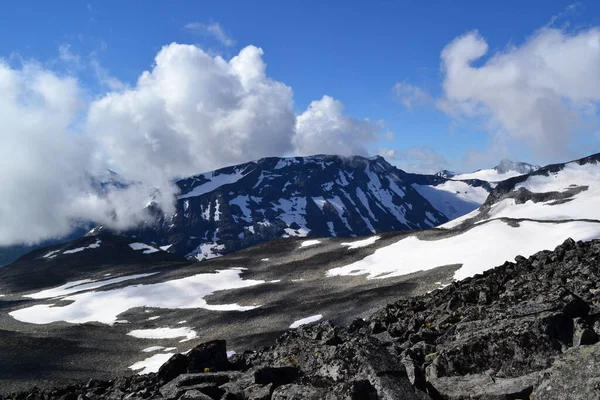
[[244, 383, 272, 400], [428, 372, 539, 399], [158, 353, 190, 383], [533, 343, 600, 399], [271, 384, 325, 399], [573, 317, 599, 346], [253, 366, 300, 386], [327, 380, 378, 399], [5, 239, 600, 400], [187, 340, 230, 373], [178, 390, 213, 400], [159, 373, 238, 399]]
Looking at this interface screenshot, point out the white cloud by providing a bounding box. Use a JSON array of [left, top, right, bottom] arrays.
[[392, 81, 432, 110], [89, 44, 296, 184], [0, 61, 161, 245], [0, 43, 382, 246], [58, 44, 81, 67], [438, 27, 600, 160], [294, 95, 381, 156], [185, 22, 235, 47], [378, 146, 449, 174]]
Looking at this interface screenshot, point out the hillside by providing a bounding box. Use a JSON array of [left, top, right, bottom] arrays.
[[117, 155, 488, 261], [3, 237, 600, 399]]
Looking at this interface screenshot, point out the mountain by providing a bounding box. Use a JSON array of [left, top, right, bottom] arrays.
[[453, 158, 540, 182], [118, 155, 485, 261], [2, 153, 600, 395], [434, 169, 456, 178], [444, 152, 600, 229]]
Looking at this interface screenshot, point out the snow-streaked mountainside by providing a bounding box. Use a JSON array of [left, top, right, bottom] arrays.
[[443, 152, 600, 229], [452, 158, 540, 182], [119, 155, 489, 261], [2, 154, 600, 391]]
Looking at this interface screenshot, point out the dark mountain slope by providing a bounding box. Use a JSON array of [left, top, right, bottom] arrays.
[[121, 155, 450, 260]]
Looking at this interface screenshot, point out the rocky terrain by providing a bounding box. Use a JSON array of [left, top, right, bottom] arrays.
[[4, 237, 600, 399]]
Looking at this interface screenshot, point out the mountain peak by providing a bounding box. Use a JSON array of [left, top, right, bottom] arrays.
[[494, 159, 539, 175]]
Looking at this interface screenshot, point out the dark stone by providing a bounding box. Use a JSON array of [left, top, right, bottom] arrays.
[[158, 353, 190, 384], [253, 366, 300, 387], [187, 340, 230, 373]]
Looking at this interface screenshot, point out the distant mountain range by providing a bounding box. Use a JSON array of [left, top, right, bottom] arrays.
[[450, 158, 540, 182], [0, 155, 541, 266], [115, 155, 492, 261], [1, 152, 599, 394]]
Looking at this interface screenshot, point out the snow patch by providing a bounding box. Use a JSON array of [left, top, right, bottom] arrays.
[[341, 236, 380, 249], [179, 170, 247, 199], [300, 240, 321, 248], [327, 220, 600, 281], [128, 327, 197, 342], [25, 273, 157, 299], [290, 314, 323, 328], [129, 352, 175, 375], [129, 243, 160, 254], [142, 346, 164, 353], [10, 269, 265, 325], [63, 239, 102, 255]]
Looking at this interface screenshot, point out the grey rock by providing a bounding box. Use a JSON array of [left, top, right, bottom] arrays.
[[178, 389, 213, 400], [533, 343, 600, 400], [159, 373, 238, 399], [244, 383, 272, 400], [429, 372, 539, 399], [271, 384, 324, 399]]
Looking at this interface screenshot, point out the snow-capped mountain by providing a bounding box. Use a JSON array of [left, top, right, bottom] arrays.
[[119, 155, 490, 260], [434, 169, 456, 178], [444, 152, 600, 229], [453, 158, 540, 182], [3, 152, 600, 392]]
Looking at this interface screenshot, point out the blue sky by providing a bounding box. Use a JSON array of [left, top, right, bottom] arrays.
[[1, 0, 600, 173]]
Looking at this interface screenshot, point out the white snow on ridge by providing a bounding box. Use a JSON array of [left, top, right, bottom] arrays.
[[230, 195, 252, 222], [443, 162, 600, 227], [413, 181, 488, 220], [300, 240, 321, 248], [142, 346, 165, 353], [130, 352, 175, 375], [9, 269, 265, 325], [43, 250, 60, 259], [272, 197, 310, 237], [190, 241, 226, 261], [453, 169, 524, 182], [25, 273, 157, 299], [179, 170, 247, 199], [128, 327, 197, 342], [341, 236, 380, 249], [327, 220, 600, 281], [129, 243, 160, 254], [290, 314, 323, 328], [63, 239, 102, 255]]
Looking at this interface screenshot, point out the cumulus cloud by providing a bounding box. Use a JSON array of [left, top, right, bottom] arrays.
[[378, 146, 450, 174], [0, 61, 162, 245], [89, 44, 296, 183], [0, 42, 383, 246], [438, 27, 600, 160], [392, 81, 432, 110], [294, 95, 381, 156], [184, 22, 235, 47]]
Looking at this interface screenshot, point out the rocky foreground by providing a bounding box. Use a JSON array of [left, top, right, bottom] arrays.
[[4, 237, 600, 399]]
